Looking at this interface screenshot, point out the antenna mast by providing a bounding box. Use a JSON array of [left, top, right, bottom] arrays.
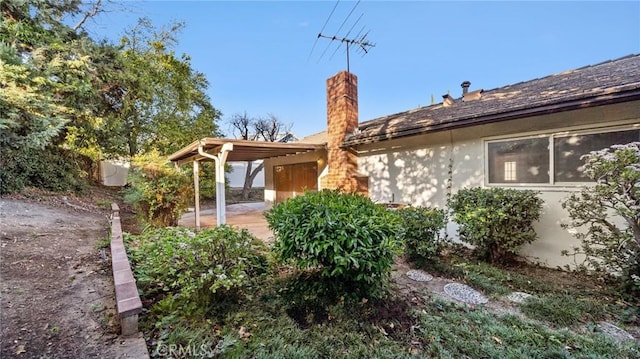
[[317, 33, 375, 73]]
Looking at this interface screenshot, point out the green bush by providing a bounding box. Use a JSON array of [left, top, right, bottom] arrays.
[[265, 189, 403, 300], [125, 225, 268, 309], [123, 151, 193, 227], [397, 206, 446, 261], [0, 144, 89, 194], [450, 187, 543, 263], [561, 142, 640, 298]]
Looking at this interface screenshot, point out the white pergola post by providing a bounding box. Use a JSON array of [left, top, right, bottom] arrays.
[[198, 142, 233, 225], [193, 160, 200, 230]]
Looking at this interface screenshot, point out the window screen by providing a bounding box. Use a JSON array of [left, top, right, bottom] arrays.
[[488, 137, 550, 184], [554, 129, 640, 182]]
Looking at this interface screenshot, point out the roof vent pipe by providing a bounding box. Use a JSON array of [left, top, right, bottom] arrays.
[[461, 81, 471, 96]]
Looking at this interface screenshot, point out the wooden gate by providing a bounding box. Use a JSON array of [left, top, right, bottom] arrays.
[[274, 162, 318, 204]]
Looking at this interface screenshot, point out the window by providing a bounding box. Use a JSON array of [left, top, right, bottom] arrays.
[[487, 127, 639, 185], [554, 129, 639, 182], [504, 161, 517, 181], [487, 137, 549, 184]]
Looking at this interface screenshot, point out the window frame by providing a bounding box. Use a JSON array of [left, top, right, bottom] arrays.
[[484, 123, 640, 188]]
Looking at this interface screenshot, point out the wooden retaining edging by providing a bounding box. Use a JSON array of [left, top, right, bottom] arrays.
[[110, 203, 143, 336]]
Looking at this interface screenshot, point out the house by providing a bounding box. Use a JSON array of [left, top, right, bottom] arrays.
[[170, 54, 640, 268], [263, 54, 640, 268]]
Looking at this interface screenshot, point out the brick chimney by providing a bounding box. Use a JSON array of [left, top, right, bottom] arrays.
[[321, 71, 368, 194]]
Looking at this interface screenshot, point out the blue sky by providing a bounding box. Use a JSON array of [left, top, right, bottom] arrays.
[[92, 1, 640, 138]]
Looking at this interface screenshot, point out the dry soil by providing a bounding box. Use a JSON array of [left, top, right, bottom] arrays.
[[0, 194, 130, 358]]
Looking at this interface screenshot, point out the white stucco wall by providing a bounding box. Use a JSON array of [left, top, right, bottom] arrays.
[[357, 101, 640, 268], [100, 160, 129, 187], [226, 162, 265, 189]]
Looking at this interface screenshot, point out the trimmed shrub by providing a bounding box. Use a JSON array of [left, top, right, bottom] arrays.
[[397, 206, 446, 261], [265, 189, 403, 300], [450, 187, 543, 263], [561, 142, 640, 298], [123, 151, 192, 227], [125, 225, 268, 309]]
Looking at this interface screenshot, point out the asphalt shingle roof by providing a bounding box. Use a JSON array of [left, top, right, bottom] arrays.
[[344, 54, 640, 146]]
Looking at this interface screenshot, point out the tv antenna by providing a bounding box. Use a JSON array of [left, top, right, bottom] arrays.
[[317, 33, 375, 73]]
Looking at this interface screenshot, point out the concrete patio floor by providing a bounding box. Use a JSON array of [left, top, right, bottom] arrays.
[[178, 202, 274, 243]]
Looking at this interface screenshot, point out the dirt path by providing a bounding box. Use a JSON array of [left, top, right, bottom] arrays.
[[391, 257, 523, 316], [0, 198, 127, 358]]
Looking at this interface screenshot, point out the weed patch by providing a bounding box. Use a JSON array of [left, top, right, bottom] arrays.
[[417, 299, 638, 358], [520, 294, 606, 328]]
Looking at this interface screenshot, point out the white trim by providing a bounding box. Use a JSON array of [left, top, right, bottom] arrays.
[[482, 119, 639, 142], [548, 133, 555, 185]]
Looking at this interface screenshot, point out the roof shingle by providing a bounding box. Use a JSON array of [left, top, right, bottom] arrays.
[[344, 54, 640, 146]]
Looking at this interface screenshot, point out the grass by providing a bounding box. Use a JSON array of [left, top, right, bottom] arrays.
[[415, 249, 640, 330], [417, 299, 636, 358], [122, 219, 638, 358], [418, 251, 559, 297], [95, 199, 112, 208], [520, 294, 606, 328], [134, 263, 640, 359], [95, 235, 110, 250]]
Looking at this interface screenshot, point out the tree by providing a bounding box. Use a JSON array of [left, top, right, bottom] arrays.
[[99, 18, 221, 157], [228, 112, 292, 201], [561, 142, 640, 297], [0, 1, 223, 194], [0, 0, 96, 150], [1, 0, 110, 192]]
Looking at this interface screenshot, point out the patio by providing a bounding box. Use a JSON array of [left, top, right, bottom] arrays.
[[178, 202, 274, 243]]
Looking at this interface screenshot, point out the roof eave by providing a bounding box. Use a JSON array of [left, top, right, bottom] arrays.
[[167, 139, 205, 162], [168, 138, 327, 164]]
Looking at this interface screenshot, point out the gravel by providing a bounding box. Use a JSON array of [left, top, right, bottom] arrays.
[[406, 269, 433, 282], [598, 322, 635, 342], [506, 291, 533, 303], [443, 283, 488, 305]]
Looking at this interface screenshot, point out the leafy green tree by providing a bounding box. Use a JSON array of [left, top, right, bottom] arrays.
[[108, 18, 221, 157], [0, 0, 105, 192], [562, 142, 640, 297], [0, 0, 94, 150], [1, 1, 222, 193]]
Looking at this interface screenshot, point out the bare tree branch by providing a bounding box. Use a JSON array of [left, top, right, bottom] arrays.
[[227, 112, 292, 200], [73, 0, 102, 32], [254, 114, 292, 142], [229, 112, 259, 140]]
